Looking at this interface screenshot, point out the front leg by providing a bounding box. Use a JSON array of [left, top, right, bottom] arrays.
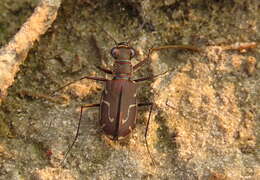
[[52, 76, 108, 94], [95, 65, 113, 74], [133, 70, 168, 82], [133, 45, 201, 72]]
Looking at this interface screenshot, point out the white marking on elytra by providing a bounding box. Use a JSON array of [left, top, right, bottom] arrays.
[[104, 87, 108, 95], [102, 100, 114, 122], [121, 104, 136, 125], [101, 123, 106, 128]]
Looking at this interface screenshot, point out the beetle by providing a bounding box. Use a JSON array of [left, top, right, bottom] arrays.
[[54, 41, 201, 165]]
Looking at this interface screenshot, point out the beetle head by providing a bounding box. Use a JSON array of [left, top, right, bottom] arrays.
[[110, 42, 136, 60]]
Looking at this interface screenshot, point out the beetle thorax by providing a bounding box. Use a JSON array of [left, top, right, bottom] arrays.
[[110, 43, 135, 79], [112, 49, 133, 79], [113, 61, 133, 79]]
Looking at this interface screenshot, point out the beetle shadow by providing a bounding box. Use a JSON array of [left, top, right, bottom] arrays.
[[154, 110, 179, 159]]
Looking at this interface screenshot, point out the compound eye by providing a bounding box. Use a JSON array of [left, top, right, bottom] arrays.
[[130, 48, 136, 59], [111, 47, 119, 59]]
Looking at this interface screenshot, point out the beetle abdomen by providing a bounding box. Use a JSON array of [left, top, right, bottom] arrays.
[[100, 79, 137, 140]]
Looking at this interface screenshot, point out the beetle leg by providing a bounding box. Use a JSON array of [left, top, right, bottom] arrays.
[[60, 103, 100, 166], [138, 102, 153, 107], [133, 70, 168, 82], [52, 76, 108, 95], [133, 45, 201, 72], [132, 56, 150, 71], [138, 102, 157, 166], [95, 65, 113, 74]]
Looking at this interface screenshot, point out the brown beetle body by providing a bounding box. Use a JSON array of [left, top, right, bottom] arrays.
[[100, 79, 137, 140], [99, 42, 138, 140], [58, 41, 201, 164]]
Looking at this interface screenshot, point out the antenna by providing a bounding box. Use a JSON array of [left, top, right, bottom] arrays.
[[90, 19, 118, 46]]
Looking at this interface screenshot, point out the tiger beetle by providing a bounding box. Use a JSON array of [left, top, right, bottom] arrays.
[[53, 39, 201, 165]]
